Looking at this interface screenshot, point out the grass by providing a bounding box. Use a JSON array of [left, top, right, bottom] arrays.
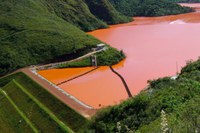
[[2, 81, 65, 132], [0, 89, 33, 133], [97, 47, 126, 66], [0, 72, 89, 132], [0, 72, 22, 87], [0, 89, 38, 133], [58, 57, 91, 68], [0, 0, 126, 76], [58, 47, 126, 68], [13, 80, 73, 133], [16, 73, 90, 132]]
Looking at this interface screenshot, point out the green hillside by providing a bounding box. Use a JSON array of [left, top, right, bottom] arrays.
[[0, 0, 194, 76], [45, 0, 131, 31], [89, 59, 200, 132], [85, 0, 132, 24], [0, 72, 89, 132], [0, 0, 125, 76], [110, 0, 193, 16], [44, 0, 107, 31], [1, 58, 200, 133]]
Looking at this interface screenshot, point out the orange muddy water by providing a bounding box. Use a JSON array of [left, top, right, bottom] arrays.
[[39, 4, 200, 109], [38, 66, 127, 108]]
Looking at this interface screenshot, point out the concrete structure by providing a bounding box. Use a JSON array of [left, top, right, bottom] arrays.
[[97, 43, 105, 50], [90, 55, 97, 67]]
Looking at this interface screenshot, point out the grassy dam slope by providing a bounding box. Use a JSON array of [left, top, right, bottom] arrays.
[[0, 72, 89, 132]]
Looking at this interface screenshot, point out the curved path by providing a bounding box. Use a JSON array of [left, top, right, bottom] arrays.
[[37, 47, 105, 70]]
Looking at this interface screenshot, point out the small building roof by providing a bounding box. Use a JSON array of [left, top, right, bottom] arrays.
[[97, 43, 105, 47]]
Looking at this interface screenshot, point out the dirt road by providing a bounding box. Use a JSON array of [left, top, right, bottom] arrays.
[[21, 68, 97, 118]]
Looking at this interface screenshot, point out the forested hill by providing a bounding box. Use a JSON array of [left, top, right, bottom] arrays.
[[110, 0, 193, 16], [0, 0, 194, 76], [85, 0, 131, 24], [44, 0, 131, 31], [0, 0, 126, 75]]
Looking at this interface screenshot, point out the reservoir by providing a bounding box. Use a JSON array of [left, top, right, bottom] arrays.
[[39, 4, 200, 109]]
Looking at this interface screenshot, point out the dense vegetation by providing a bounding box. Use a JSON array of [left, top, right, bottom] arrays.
[[58, 57, 91, 68], [44, 0, 107, 31], [58, 47, 126, 68], [0, 72, 89, 132], [96, 48, 126, 66], [89, 59, 200, 132], [0, 0, 194, 76], [85, 0, 132, 24], [0, 0, 126, 76], [110, 0, 193, 16]]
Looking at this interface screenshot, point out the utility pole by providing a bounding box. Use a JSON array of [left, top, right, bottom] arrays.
[[176, 61, 179, 74]]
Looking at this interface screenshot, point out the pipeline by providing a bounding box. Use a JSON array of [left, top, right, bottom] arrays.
[[109, 66, 132, 98]]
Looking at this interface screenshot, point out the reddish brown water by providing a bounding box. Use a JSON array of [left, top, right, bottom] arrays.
[[39, 66, 127, 108], [38, 67, 95, 84], [39, 4, 200, 109]]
